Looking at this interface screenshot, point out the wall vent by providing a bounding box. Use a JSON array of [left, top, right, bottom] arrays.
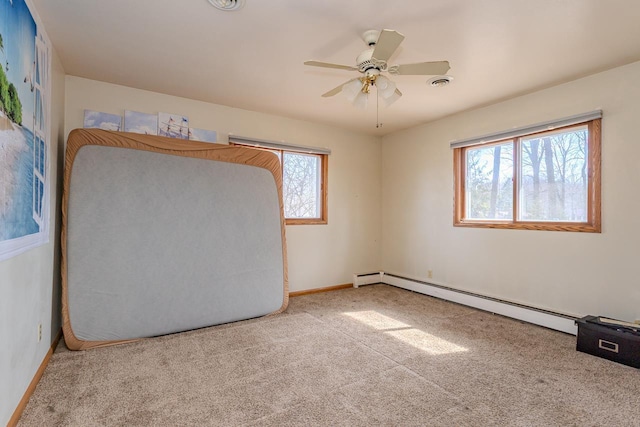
[[207, 0, 245, 11]]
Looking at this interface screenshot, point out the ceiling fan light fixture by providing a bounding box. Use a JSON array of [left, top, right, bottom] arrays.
[[207, 0, 245, 11], [353, 91, 369, 109], [381, 90, 401, 107], [376, 75, 397, 99], [341, 78, 364, 102]]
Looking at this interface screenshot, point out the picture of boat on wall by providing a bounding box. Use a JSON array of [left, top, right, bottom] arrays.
[[158, 112, 189, 139]]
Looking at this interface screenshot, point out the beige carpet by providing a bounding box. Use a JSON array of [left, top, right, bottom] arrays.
[[19, 284, 640, 426]]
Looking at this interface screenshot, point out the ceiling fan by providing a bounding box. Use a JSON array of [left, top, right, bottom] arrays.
[[304, 29, 451, 108]]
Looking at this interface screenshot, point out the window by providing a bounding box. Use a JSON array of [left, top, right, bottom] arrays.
[[453, 117, 601, 232], [230, 139, 328, 225], [282, 151, 327, 223]]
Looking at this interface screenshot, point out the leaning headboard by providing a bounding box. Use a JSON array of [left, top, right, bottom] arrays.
[[61, 129, 288, 350]]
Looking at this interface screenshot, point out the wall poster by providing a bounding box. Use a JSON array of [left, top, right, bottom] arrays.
[[124, 110, 157, 135], [83, 110, 121, 131], [189, 128, 217, 143], [0, 0, 51, 262], [158, 112, 189, 139]]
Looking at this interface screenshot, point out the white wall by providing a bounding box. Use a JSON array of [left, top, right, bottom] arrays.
[[0, 44, 65, 427], [64, 76, 382, 292], [381, 60, 640, 321]]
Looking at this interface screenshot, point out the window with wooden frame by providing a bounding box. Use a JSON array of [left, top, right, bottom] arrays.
[[229, 136, 329, 225], [452, 112, 601, 232]]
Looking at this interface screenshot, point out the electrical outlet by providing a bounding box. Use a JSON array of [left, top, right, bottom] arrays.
[[427, 270, 433, 279], [38, 323, 42, 342]]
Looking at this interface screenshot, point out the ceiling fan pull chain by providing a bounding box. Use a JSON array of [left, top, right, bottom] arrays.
[[376, 90, 382, 129]]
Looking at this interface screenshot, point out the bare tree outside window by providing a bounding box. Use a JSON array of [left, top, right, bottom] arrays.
[[283, 152, 320, 218], [454, 120, 600, 232], [520, 127, 588, 221], [465, 142, 513, 220], [230, 142, 328, 224]]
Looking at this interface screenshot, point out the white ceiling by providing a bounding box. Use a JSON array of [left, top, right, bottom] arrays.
[[32, 0, 640, 136]]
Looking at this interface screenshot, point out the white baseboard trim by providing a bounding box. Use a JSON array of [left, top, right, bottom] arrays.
[[353, 271, 577, 335], [353, 272, 383, 288]]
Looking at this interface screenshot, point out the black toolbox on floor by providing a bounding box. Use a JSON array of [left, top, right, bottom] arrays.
[[576, 315, 640, 368]]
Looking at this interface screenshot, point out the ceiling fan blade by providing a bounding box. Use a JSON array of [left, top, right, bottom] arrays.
[[321, 85, 345, 98], [388, 61, 450, 76], [304, 60, 357, 71], [372, 29, 405, 63], [321, 78, 359, 97]]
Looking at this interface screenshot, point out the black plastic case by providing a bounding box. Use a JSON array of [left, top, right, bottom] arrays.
[[576, 315, 640, 368]]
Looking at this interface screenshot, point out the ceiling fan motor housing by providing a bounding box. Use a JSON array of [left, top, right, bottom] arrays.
[[356, 49, 384, 74]]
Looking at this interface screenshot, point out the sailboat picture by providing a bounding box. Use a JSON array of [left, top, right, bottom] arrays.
[[158, 112, 189, 139]]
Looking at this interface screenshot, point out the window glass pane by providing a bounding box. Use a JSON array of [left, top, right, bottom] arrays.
[[34, 135, 40, 173], [40, 139, 46, 176], [283, 152, 320, 218], [35, 91, 41, 128], [519, 126, 588, 221], [38, 180, 44, 216], [465, 142, 513, 220]]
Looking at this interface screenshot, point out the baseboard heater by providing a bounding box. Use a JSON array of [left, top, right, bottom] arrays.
[[353, 272, 578, 335]]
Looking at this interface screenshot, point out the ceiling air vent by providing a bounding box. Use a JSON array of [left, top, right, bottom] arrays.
[[428, 76, 453, 87], [207, 0, 245, 11]]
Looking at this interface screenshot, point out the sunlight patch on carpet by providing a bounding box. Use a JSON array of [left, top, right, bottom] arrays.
[[343, 310, 468, 355]]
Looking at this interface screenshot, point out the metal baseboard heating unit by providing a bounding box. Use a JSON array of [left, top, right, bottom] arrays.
[[353, 272, 384, 288], [353, 272, 577, 335]]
